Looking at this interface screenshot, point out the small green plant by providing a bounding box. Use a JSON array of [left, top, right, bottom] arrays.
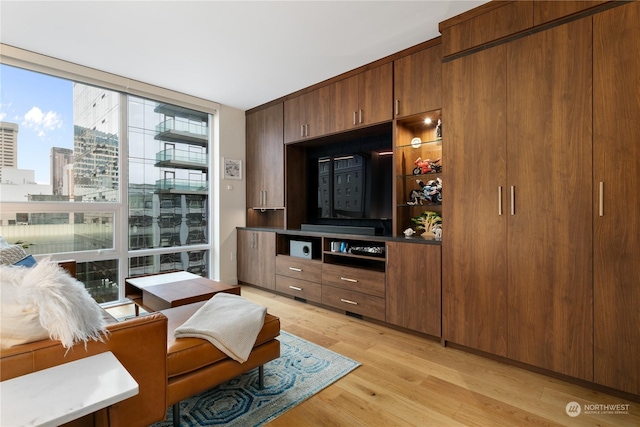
[[13, 240, 33, 249]]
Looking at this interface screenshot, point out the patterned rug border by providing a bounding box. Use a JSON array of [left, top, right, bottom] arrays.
[[155, 330, 361, 427]]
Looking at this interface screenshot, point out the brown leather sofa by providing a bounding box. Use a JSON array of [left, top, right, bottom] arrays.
[[0, 262, 281, 427], [0, 311, 169, 427]]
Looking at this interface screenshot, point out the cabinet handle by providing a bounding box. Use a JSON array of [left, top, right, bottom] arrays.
[[300, 125, 304, 138], [306, 124, 309, 137], [510, 186, 515, 216], [395, 99, 399, 116], [289, 286, 303, 291], [599, 181, 604, 217], [353, 111, 357, 125], [498, 186, 503, 216], [289, 267, 302, 272], [340, 277, 358, 283], [359, 109, 363, 124], [340, 298, 358, 305]]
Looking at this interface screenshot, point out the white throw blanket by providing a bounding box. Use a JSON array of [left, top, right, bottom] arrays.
[[174, 293, 267, 363]]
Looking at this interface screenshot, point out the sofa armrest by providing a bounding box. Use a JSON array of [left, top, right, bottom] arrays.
[[0, 313, 168, 427]]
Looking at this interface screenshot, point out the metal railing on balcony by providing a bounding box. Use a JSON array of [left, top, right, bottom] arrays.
[[156, 148, 208, 168], [155, 178, 208, 193], [155, 118, 208, 138]]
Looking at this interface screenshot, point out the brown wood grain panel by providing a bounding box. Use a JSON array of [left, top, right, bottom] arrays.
[[593, 0, 640, 395], [321, 286, 386, 321], [245, 109, 263, 208], [441, 43, 508, 357], [275, 275, 322, 303], [322, 263, 385, 298], [534, 0, 609, 25], [442, 1, 534, 56], [275, 255, 322, 282], [263, 102, 284, 207], [331, 74, 359, 133], [283, 95, 303, 144], [237, 230, 276, 290], [359, 62, 393, 126], [394, 43, 442, 118], [386, 241, 441, 336], [506, 18, 593, 380]]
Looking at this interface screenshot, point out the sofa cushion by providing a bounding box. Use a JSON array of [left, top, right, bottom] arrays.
[[162, 301, 280, 378], [0, 260, 107, 349]]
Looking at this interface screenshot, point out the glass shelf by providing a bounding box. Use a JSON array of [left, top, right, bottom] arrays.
[[397, 171, 442, 179], [396, 138, 442, 149]]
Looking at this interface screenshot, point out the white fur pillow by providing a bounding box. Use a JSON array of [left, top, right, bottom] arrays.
[[0, 260, 107, 349]]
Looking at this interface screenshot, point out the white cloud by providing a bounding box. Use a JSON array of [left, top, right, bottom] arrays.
[[0, 112, 6, 121], [22, 106, 63, 138]]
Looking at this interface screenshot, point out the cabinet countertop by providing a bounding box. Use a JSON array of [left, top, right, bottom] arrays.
[[237, 227, 441, 246]]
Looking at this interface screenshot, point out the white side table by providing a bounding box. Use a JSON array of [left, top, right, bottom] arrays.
[[0, 351, 138, 427]]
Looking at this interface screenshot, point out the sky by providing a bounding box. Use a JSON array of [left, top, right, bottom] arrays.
[[0, 64, 73, 184]]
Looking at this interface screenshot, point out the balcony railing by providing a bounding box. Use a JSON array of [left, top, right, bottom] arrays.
[[155, 148, 208, 170], [155, 178, 207, 193], [155, 118, 208, 145]]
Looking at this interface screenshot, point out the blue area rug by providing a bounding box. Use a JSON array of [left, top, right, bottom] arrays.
[[153, 331, 361, 427]]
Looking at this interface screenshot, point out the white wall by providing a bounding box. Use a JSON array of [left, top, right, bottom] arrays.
[[214, 105, 246, 284]]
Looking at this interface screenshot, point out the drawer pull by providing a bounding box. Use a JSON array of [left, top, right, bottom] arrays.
[[340, 298, 358, 305], [289, 286, 302, 291], [340, 277, 358, 283], [289, 267, 302, 272]]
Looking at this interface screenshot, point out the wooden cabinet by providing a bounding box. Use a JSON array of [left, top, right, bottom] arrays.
[[505, 18, 593, 381], [284, 86, 332, 144], [443, 17, 593, 380], [593, 0, 640, 396], [533, 0, 608, 26], [386, 241, 441, 336], [442, 43, 508, 357], [393, 43, 442, 118], [237, 229, 275, 290], [332, 63, 393, 133], [275, 255, 322, 303], [246, 103, 284, 208], [439, 1, 534, 57]]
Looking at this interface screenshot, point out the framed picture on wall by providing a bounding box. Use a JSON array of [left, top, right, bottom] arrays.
[[223, 158, 242, 180]]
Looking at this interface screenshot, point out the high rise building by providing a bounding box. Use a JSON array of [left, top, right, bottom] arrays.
[[0, 121, 19, 182], [50, 147, 73, 195]]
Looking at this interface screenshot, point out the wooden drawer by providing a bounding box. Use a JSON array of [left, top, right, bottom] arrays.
[[321, 286, 385, 321], [275, 275, 321, 303], [276, 255, 322, 282], [321, 264, 385, 298]]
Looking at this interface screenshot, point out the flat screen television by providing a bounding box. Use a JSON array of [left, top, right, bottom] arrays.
[[305, 133, 393, 235]]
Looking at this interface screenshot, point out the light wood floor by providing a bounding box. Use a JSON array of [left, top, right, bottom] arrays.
[[238, 286, 638, 427]]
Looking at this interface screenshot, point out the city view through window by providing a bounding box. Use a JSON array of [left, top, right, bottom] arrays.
[[0, 64, 211, 303]]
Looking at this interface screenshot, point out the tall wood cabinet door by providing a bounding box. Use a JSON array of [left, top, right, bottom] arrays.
[[237, 230, 275, 290], [246, 110, 264, 208], [246, 103, 284, 208], [506, 18, 593, 380], [593, 0, 640, 395], [386, 242, 441, 336], [332, 75, 359, 133], [394, 44, 442, 118], [358, 62, 393, 126], [284, 96, 304, 144], [441, 44, 508, 357]]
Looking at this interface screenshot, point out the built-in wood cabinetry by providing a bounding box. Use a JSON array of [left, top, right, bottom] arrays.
[[533, 0, 609, 25], [237, 229, 276, 290], [593, 0, 640, 396], [386, 241, 441, 337], [332, 63, 393, 133], [246, 103, 284, 209], [393, 43, 442, 118], [443, 17, 594, 381], [284, 86, 332, 144]]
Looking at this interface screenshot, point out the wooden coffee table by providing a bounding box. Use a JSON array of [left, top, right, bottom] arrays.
[[125, 271, 240, 315]]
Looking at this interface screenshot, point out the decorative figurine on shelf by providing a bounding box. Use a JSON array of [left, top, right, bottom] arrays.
[[436, 118, 442, 138], [411, 211, 442, 240], [403, 228, 416, 238], [407, 177, 442, 205], [413, 157, 442, 175]]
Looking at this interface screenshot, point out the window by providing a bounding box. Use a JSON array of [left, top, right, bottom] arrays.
[[0, 63, 213, 304]]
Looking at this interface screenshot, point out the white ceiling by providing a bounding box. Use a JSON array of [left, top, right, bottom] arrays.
[[0, 1, 487, 111]]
